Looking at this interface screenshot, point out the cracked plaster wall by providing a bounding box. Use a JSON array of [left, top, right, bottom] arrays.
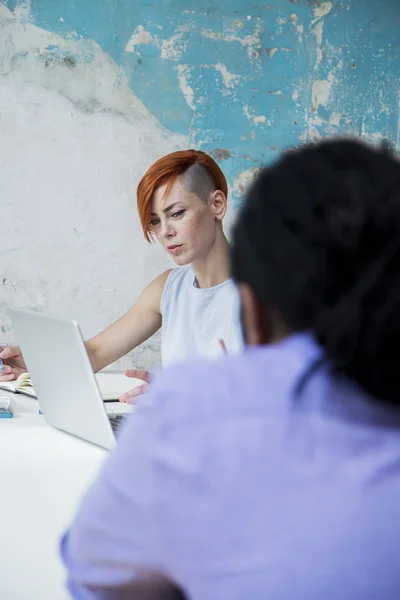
[[0, 0, 399, 368]]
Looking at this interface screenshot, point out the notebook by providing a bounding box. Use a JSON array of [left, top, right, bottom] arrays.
[[0, 371, 142, 401]]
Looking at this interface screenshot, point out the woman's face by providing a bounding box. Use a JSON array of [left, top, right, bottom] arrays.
[[150, 179, 225, 265]]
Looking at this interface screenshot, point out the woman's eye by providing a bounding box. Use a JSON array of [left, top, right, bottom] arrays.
[[149, 219, 160, 228], [171, 210, 185, 218]]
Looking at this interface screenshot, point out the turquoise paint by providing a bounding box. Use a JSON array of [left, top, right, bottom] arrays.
[[4, 0, 400, 201]]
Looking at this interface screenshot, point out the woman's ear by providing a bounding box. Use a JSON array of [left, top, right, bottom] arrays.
[[209, 190, 227, 221]]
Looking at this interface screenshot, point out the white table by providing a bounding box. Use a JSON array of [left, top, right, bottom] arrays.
[[0, 391, 111, 599]]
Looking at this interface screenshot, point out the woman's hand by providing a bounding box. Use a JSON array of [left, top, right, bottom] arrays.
[[119, 369, 151, 404], [0, 346, 27, 381]]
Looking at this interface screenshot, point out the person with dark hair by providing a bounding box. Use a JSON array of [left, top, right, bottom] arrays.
[[61, 139, 400, 599], [232, 138, 400, 406]]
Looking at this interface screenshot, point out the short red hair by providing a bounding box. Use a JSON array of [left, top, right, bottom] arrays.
[[137, 149, 228, 242]]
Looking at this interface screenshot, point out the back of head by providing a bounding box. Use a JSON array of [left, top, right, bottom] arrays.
[[232, 138, 400, 406], [137, 149, 228, 241]]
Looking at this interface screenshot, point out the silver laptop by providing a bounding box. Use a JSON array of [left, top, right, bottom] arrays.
[[9, 307, 131, 451]]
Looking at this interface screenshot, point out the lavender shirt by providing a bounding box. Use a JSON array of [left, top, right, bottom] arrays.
[[61, 333, 400, 599]]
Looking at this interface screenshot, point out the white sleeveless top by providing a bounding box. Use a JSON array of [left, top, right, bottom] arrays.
[[160, 266, 243, 367]]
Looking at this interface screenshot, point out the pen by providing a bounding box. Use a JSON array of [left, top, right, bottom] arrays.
[[219, 339, 227, 355]]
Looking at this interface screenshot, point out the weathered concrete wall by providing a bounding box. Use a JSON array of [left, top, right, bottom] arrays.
[[0, 0, 399, 368]]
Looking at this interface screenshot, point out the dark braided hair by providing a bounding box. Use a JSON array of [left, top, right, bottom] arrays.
[[231, 139, 400, 406]]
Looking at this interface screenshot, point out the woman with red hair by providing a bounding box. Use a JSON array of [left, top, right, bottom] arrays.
[[0, 150, 243, 401]]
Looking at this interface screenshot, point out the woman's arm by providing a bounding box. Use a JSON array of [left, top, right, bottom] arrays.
[[85, 270, 172, 373], [0, 270, 172, 380]]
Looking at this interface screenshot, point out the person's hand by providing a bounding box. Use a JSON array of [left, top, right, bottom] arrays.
[[0, 345, 27, 382], [119, 369, 151, 404]]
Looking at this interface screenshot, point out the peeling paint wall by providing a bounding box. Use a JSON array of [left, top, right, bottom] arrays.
[[0, 2, 184, 368], [1, 0, 399, 367]]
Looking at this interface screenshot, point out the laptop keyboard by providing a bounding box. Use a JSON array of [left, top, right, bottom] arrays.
[[108, 414, 126, 434]]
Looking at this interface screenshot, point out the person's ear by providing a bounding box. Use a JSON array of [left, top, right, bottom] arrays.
[[239, 283, 271, 346], [209, 190, 227, 221]]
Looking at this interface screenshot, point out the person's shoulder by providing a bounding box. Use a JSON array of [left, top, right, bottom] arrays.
[[148, 349, 262, 426], [164, 265, 192, 286], [152, 269, 174, 287], [143, 270, 173, 296], [140, 270, 173, 313], [160, 266, 192, 312], [149, 334, 324, 425]]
